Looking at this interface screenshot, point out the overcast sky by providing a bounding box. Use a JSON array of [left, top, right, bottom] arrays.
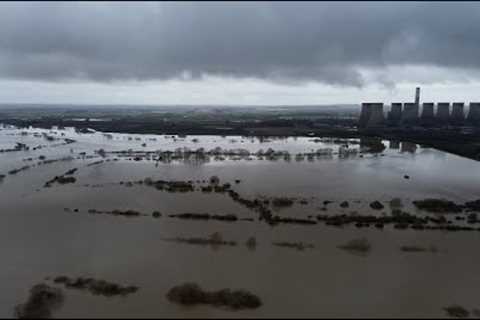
[[1, 1, 480, 106]]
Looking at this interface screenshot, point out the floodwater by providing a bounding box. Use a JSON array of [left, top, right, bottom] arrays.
[[1, 124, 480, 318]]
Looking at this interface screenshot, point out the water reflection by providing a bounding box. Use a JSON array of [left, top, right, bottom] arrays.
[[401, 142, 417, 154], [389, 140, 400, 150]]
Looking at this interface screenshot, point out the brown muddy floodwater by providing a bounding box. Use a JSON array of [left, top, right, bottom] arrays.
[[1, 124, 480, 318]]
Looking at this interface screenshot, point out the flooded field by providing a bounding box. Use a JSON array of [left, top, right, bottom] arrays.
[[1, 124, 480, 318]]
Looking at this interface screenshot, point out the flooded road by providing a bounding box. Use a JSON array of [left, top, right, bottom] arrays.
[[1, 124, 480, 318]]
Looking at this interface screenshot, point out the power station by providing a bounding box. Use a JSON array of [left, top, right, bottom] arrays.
[[359, 87, 480, 128]]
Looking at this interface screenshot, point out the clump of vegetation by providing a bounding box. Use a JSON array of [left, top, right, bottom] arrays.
[[467, 213, 478, 223], [44, 175, 76, 187], [52, 276, 138, 297], [86, 209, 143, 217], [209, 175, 220, 185], [245, 237, 257, 250], [271, 197, 294, 207], [472, 309, 480, 318], [400, 245, 437, 253], [369, 201, 384, 210], [108, 209, 141, 217], [273, 241, 314, 251], [360, 138, 386, 153], [168, 213, 238, 222], [213, 183, 232, 193], [8, 165, 31, 175], [338, 238, 371, 254], [201, 185, 213, 192], [96, 148, 107, 157], [465, 199, 480, 212], [57, 176, 76, 184], [163, 232, 237, 248], [270, 216, 317, 225], [87, 160, 104, 167], [444, 305, 470, 318], [166, 283, 262, 310], [64, 168, 78, 176], [389, 198, 403, 208], [141, 179, 195, 192], [340, 201, 349, 208], [413, 199, 463, 213], [14, 284, 64, 319]]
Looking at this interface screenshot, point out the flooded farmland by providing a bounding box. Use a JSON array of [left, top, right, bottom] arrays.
[[2, 124, 480, 318]]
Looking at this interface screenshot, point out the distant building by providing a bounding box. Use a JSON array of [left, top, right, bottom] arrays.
[[358, 103, 372, 128], [451, 102, 465, 123], [367, 103, 385, 127], [436, 103, 450, 122], [467, 102, 480, 124], [421, 103, 434, 119], [402, 103, 419, 123], [387, 103, 402, 125], [359, 103, 385, 128], [358, 87, 480, 128]]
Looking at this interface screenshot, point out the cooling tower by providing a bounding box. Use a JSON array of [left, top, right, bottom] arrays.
[[451, 102, 465, 122], [467, 102, 480, 124], [388, 103, 402, 125], [366, 103, 385, 127], [436, 102, 450, 122], [401, 103, 419, 123], [359, 103, 372, 128], [421, 103, 434, 119], [359, 103, 385, 128]]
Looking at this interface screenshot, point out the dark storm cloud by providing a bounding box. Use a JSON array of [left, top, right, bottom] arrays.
[[0, 2, 479, 86]]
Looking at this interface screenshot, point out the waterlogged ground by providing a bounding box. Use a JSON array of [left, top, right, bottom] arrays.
[[1, 124, 480, 318]]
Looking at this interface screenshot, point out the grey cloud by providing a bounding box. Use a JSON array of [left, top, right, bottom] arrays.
[[0, 2, 480, 86]]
